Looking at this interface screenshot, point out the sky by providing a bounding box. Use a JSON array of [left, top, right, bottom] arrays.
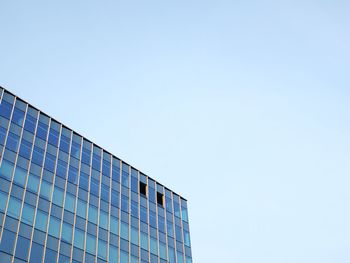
[[1, 0, 350, 262]]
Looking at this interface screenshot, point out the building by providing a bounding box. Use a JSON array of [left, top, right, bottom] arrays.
[[0, 86, 192, 263]]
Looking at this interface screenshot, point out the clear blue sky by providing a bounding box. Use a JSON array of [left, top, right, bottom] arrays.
[[1, 1, 350, 262]]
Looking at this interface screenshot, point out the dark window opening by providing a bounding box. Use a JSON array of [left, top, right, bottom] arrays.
[[157, 192, 164, 206], [140, 182, 147, 196]]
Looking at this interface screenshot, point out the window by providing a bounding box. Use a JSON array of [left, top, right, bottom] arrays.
[[99, 211, 108, 229], [131, 227, 139, 245], [0, 159, 14, 180], [61, 222, 73, 243], [0, 191, 7, 212], [86, 234, 96, 254], [48, 216, 61, 237], [157, 192, 164, 206], [35, 210, 48, 232], [36, 121, 48, 140], [98, 239, 107, 260], [19, 139, 32, 159], [120, 222, 129, 240], [140, 232, 148, 250], [13, 166, 27, 186], [74, 228, 85, 249], [24, 114, 37, 133], [76, 199, 87, 218], [64, 193, 76, 213], [88, 205, 98, 224], [15, 236, 30, 260], [7, 196, 21, 218], [21, 203, 35, 225], [40, 180, 53, 200], [110, 216, 119, 235], [68, 166, 78, 184], [12, 108, 25, 126], [109, 245, 118, 263], [6, 132, 20, 152], [0, 229, 16, 254], [140, 181, 147, 196], [30, 242, 44, 262], [52, 187, 64, 207], [0, 100, 13, 119], [27, 173, 40, 193]]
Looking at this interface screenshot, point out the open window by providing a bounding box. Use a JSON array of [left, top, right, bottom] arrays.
[[157, 192, 164, 206], [140, 181, 147, 196]]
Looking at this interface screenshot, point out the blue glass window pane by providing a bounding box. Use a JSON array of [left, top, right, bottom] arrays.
[[158, 215, 165, 233], [68, 166, 78, 184], [92, 154, 100, 170], [6, 132, 20, 152], [0, 159, 14, 180], [7, 196, 21, 218], [120, 250, 128, 263], [110, 216, 118, 235], [112, 166, 120, 182], [140, 232, 148, 250], [24, 114, 37, 133], [45, 248, 57, 262], [21, 203, 35, 225], [98, 240, 107, 260], [111, 191, 119, 208], [131, 177, 138, 192], [140, 206, 147, 223], [86, 234, 96, 254], [56, 159, 67, 179], [0, 229, 16, 254], [15, 236, 30, 260], [36, 121, 48, 140], [61, 222, 73, 243], [159, 242, 167, 259], [168, 248, 175, 263], [48, 128, 59, 147], [0, 127, 7, 145], [13, 166, 27, 186], [71, 141, 80, 159], [40, 181, 52, 200], [79, 172, 89, 189], [183, 230, 191, 247], [109, 245, 118, 263], [27, 173, 40, 193], [48, 216, 61, 237], [35, 210, 48, 232], [121, 171, 129, 188], [177, 252, 184, 263], [167, 221, 174, 237], [44, 153, 56, 172], [174, 202, 180, 218], [99, 211, 108, 229], [88, 205, 98, 224], [131, 201, 138, 218], [175, 225, 183, 242], [59, 135, 70, 153], [12, 108, 25, 126], [19, 139, 32, 159], [131, 227, 139, 245], [30, 242, 44, 262], [102, 160, 110, 176], [64, 193, 76, 213], [76, 199, 87, 218], [149, 187, 155, 203], [0, 191, 7, 212], [150, 237, 158, 255], [74, 228, 85, 250], [32, 146, 44, 166], [120, 222, 129, 240], [52, 187, 64, 207], [101, 184, 109, 202], [90, 178, 99, 196], [82, 148, 91, 164], [0, 100, 13, 119], [121, 195, 128, 212]]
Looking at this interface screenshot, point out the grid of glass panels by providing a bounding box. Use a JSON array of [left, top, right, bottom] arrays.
[[0, 87, 192, 263]]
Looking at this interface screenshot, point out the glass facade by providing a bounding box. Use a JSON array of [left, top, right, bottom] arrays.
[[0, 87, 192, 263]]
